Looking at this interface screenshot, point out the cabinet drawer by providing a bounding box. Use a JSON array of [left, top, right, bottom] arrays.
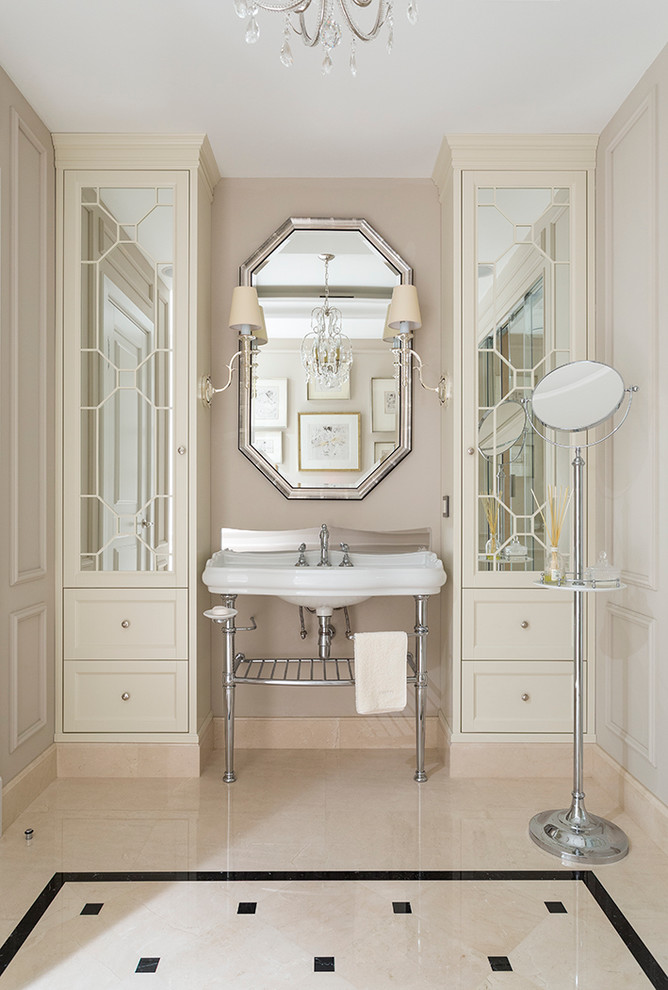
[[462, 590, 573, 660], [461, 661, 579, 733], [63, 661, 188, 732], [64, 590, 187, 660]]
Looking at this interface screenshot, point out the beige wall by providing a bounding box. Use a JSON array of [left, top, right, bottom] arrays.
[[595, 42, 668, 805], [0, 66, 55, 788], [210, 178, 444, 718]]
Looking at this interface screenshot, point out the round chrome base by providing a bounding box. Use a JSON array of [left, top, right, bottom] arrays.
[[529, 808, 629, 864], [414, 770, 427, 783], [223, 771, 236, 783]]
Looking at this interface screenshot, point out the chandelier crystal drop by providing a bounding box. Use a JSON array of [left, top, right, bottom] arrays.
[[301, 254, 353, 391], [233, 0, 417, 75]]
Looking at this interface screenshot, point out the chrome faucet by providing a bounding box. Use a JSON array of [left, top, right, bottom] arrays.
[[339, 542, 353, 567], [318, 523, 330, 567]]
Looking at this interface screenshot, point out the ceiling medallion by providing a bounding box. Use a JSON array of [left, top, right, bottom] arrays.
[[233, 0, 418, 75]]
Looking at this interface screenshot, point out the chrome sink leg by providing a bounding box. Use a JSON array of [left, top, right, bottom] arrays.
[[222, 594, 237, 783], [413, 595, 429, 783]]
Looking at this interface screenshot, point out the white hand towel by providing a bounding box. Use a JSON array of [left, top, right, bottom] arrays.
[[354, 631, 408, 715]]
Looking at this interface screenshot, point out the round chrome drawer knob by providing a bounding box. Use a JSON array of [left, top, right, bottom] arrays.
[[520, 620, 529, 629], [467, 447, 475, 455], [521, 693, 530, 702], [121, 692, 131, 701], [177, 445, 186, 455], [121, 619, 130, 629]]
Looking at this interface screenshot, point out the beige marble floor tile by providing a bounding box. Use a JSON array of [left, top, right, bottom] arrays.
[[1, 747, 666, 988]]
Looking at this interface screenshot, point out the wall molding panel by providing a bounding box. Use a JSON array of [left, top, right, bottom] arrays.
[[9, 107, 48, 586], [604, 603, 655, 766], [604, 90, 659, 593], [9, 603, 48, 753]]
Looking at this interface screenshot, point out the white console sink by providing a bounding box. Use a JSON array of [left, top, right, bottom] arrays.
[[202, 545, 447, 610]]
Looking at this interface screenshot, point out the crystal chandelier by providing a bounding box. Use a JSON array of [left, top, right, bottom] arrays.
[[301, 254, 353, 390], [233, 1, 418, 75]]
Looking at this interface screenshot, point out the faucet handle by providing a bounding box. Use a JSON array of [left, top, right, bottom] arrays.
[[339, 542, 353, 567], [295, 543, 309, 567]]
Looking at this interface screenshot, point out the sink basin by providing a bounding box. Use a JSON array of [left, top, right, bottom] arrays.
[[202, 546, 447, 610]]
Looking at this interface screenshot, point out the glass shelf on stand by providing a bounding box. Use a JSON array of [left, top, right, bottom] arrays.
[[533, 573, 625, 592]]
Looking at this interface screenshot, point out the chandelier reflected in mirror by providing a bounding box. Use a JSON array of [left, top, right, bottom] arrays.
[[301, 253, 353, 391], [233, 0, 418, 75]]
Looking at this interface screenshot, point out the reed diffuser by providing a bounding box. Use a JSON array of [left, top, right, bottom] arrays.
[[532, 485, 571, 584], [482, 496, 499, 559]]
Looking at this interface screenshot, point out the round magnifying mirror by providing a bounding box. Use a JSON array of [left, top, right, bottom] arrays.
[[478, 399, 527, 457], [532, 360, 625, 432]]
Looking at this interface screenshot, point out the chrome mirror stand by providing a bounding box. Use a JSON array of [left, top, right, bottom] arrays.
[[527, 372, 637, 865]]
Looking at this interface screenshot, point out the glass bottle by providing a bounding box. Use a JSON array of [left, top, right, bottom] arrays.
[[544, 545, 563, 585]]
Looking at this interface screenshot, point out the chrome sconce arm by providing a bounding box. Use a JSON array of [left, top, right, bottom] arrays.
[[386, 286, 451, 406], [199, 333, 258, 407], [200, 286, 267, 409], [389, 331, 451, 407]]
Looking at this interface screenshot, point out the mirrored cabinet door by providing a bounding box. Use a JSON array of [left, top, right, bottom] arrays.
[[62, 171, 189, 586], [462, 171, 589, 587]]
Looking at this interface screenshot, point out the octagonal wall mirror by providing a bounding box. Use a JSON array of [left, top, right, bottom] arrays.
[[238, 218, 414, 499]]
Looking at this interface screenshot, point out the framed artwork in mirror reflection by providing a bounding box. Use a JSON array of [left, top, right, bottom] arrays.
[[253, 431, 283, 465], [371, 378, 398, 432], [374, 441, 394, 463], [298, 412, 361, 471], [307, 377, 350, 401], [253, 378, 287, 429]]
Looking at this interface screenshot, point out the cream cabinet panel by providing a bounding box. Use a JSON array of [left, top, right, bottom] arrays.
[[63, 660, 188, 732], [63, 589, 187, 660], [433, 136, 596, 743], [462, 589, 572, 660], [461, 660, 578, 733], [55, 135, 217, 754]]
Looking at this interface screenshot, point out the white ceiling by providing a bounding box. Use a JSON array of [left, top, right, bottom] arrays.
[[0, 0, 667, 178]]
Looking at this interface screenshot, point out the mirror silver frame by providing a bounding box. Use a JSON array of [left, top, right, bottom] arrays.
[[531, 360, 626, 432], [237, 217, 414, 500]]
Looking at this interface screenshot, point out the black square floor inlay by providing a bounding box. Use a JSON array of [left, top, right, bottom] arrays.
[[80, 903, 103, 915], [489, 956, 513, 972], [3, 870, 667, 988], [545, 900, 568, 914], [135, 957, 160, 974], [393, 901, 412, 914], [237, 902, 257, 914]]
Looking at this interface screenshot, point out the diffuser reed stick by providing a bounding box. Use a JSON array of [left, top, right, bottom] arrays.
[[482, 496, 499, 558]]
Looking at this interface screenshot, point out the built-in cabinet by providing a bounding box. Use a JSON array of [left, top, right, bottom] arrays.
[[54, 136, 219, 772], [435, 136, 598, 744]]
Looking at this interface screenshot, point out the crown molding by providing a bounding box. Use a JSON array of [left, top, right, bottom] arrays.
[[198, 135, 221, 201], [53, 133, 221, 189], [432, 134, 599, 191]]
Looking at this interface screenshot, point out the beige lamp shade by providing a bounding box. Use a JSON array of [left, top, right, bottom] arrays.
[[387, 284, 422, 332], [229, 286, 262, 332], [254, 306, 268, 345], [382, 304, 397, 343]]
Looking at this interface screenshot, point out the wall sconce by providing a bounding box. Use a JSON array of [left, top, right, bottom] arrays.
[[200, 287, 267, 407], [384, 285, 450, 405]]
